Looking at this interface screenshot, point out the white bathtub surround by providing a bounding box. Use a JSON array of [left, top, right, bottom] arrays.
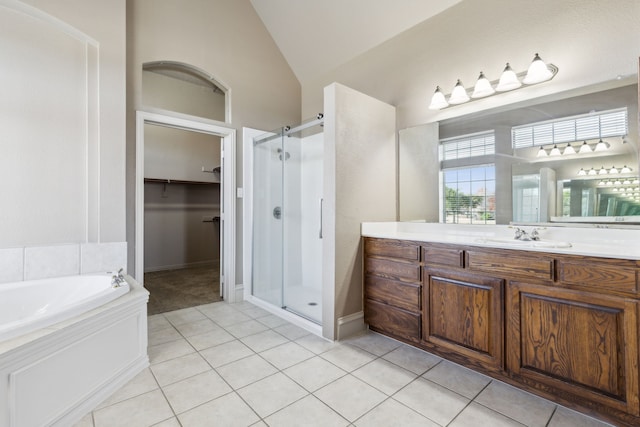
[[361, 222, 640, 260], [0, 274, 149, 427], [0, 242, 128, 284], [0, 248, 23, 284]]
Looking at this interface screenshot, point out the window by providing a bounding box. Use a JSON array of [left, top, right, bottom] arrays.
[[443, 164, 496, 224], [440, 131, 496, 224]]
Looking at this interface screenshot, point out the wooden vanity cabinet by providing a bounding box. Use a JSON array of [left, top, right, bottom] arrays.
[[363, 238, 422, 343], [506, 281, 640, 419], [363, 236, 640, 426]]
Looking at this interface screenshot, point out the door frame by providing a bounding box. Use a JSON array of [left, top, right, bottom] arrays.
[[136, 110, 237, 302]]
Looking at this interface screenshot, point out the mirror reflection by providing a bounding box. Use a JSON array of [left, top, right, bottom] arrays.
[[399, 82, 639, 225]]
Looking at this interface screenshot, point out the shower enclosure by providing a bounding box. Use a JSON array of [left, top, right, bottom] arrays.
[[251, 117, 324, 324]]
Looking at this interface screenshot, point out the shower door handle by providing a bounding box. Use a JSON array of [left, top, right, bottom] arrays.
[[319, 198, 323, 239]]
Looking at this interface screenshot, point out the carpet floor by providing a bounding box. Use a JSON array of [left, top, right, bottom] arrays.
[[144, 264, 221, 315]]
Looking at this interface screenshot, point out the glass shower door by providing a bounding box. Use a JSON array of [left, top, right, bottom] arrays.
[[252, 130, 284, 308]]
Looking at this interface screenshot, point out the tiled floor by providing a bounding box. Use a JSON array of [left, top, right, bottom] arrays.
[[73, 301, 614, 427]]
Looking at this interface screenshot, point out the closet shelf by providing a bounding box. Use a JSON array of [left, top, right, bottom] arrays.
[[144, 178, 220, 185]]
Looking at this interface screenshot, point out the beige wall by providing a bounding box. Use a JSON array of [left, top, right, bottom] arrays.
[[2, 0, 126, 246], [301, 0, 640, 130], [127, 0, 302, 278]]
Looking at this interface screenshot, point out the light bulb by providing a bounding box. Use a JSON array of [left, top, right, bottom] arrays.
[[523, 53, 553, 84], [428, 86, 449, 110], [471, 72, 495, 98], [448, 80, 470, 104], [496, 63, 521, 92]]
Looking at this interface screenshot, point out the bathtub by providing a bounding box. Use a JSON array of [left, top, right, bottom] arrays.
[[0, 273, 130, 342], [0, 273, 149, 427]]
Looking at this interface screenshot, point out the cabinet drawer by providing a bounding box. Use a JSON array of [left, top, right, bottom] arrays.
[[365, 238, 420, 261], [365, 275, 420, 312], [423, 246, 464, 268], [557, 260, 639, 294], [466, 249, 554, 281], [365, 257, 421, 282], [365, 299, 421, 343]]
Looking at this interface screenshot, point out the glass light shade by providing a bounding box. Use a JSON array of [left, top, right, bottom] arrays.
[[594, 139, 609, 152], [609, 166, 619, 174], [612, 187, 618, 192], [634, 180, 640, 185], [537, 146, 548, 157], [577, 168, 586, 176], [578, 141, 592, 153], [523, 53, 553, 84], [471, 72, 495, 98], [587, 167, 597, 175], [598, 166, 608, 175], [605, 180, 613, 186], [549, 144, 561, 156], [428, 86, 449, 110], [621, 165, 632, 173], [448, 80, 470, 104], [563, 144, 576, 155], [614, 180, 622, 186], [496, 63, 521, 92], [623, 179, 632, 185]]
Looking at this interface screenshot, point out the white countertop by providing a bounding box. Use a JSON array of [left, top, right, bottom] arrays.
[[361, 222, 640, 260]]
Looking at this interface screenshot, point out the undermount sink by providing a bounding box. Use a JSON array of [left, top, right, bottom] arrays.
[[475, 238, 572, 248]]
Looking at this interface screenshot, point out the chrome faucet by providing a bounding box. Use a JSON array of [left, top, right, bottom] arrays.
[[111, 268, 126, 288], [513, 227, 541, 241]]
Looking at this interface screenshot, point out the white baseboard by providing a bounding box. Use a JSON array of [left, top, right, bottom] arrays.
[[337, 311, 365, 340]]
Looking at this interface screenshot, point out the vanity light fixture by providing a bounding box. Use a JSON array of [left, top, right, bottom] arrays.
[[428, 53, 558, 110], [623, 179, 632, 185], [588, 167, 598, 176], [471, 72, 495, 98], [537, 146, 548, 157], [621, 165, 633, 173], [563, 144, 576, 155], [549, 144, 561, 156], [614, 179, 622, 186], [598, 166, 608, 175], [594, 139, 610, 152], [634, 179, 640, 185], [605, 180, 614, 186], [609, 166, 619, 174], [449, 80, 470, 104], [577, 168, 587, 176], [578, 141, 592, 153]]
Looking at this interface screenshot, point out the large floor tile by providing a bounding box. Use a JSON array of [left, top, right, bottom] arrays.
[[315, 375, 387, 422], [148, 338, 196, 364], [237, 372, 308, 418], [208, 310, 252, 327], [260, 341, 315, 370], [96, 368, 158, 409], [163, 370, 232, 414], [283, 356, 347, 392], [274, 323, 311, 340], [381, 345, 442, 375], [449, 402, 525, 427], [185, 327, 236, 351], [256, 314, 290, 329], [295, 333, 337, 354], [240, 329, 289, 353], [199, 340, 253, 367], [225, 319, 270, 338], [163, 307, 208, 326], [150, 353, 211, 387], [93, 389, 174, 427], [172, 318, 219, 337], [148, 326, 182, 347], [152, 417, 181, 427], [342, 331, 401, 356], [264, 395, 348, 427], [352, 358, 417, 395], [320, 344, 376, 372], [216, 354, 278, 389], [393, 377, 469, 426], [422, 360, 490, 399], [71, 412, 94, 427], [354, 398, 439, 427], [240, 305, 271, 319], [147, 314, 172, 332], [178, 392, 260, 427], [474, 381, 556, 427], [547, 406, 615, 427]]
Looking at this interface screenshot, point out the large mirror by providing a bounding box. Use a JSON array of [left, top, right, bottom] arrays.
[[399, 80, 639, 225]]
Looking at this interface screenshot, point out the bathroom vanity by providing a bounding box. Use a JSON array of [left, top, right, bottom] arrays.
[[362, 222, 640, 426]]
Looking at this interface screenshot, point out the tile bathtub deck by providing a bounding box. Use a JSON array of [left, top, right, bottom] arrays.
[[74, 301, 614, 427]]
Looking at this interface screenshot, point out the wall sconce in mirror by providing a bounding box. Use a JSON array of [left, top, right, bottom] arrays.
[[537, 140, 611, 158], [429, 53, 558, 110], [578, 165, 633, 176]]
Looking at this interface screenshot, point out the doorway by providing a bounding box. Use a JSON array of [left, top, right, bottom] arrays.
[[135, 111, 236, 306]]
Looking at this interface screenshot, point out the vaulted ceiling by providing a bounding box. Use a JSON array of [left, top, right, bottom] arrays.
[[250, 0, 462, 84]]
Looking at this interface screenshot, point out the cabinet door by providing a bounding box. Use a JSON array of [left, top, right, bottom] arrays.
[[424, 268, 504, 370], [506, 281, 640, 416]]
